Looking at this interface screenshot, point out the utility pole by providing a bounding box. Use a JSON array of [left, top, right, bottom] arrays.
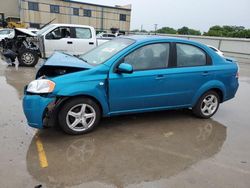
[[154, 24, 158, 35], [141, 24, 143, 32]]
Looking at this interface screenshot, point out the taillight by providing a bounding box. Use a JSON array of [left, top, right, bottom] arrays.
[[236, 71, 239, 79], [236, 62, 239, 79]]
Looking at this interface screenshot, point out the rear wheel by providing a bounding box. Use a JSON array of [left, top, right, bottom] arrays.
[[18, 49, 39, 67], [192, 91, 220, 118], [58, 98, 101, 135]]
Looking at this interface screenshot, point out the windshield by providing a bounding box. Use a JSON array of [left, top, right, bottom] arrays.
[[37, 24, 55, 35], [79, 38, 135, 65]]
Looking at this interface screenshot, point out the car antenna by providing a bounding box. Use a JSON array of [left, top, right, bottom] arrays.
[[40, 18, 56, 29]]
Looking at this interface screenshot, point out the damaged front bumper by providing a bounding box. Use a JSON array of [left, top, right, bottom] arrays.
[[22, 94, 56, 129]]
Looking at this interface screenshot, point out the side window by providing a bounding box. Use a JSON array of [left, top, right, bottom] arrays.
[[28, 2, 39, 11], [50, 5, 60, 13], [73, 8, 79, 16], [46, 27, 71, 40], [124, 43, 170, 71], [176, 43, 206, 67], [74, 28, 92, 39], [120, 14, 126, 21], [83, 9, 92, 17], [30, 23, 40, 29]]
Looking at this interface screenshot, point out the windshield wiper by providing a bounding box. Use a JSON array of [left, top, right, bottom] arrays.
[[73, 55, 89, 64]]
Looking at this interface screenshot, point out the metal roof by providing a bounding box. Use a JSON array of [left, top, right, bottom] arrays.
[[63, 0, 132, 11]]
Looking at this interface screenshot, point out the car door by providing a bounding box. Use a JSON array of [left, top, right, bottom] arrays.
[[44, 26, 74, 57], [70, 27, 96, 55], [108, 42, 172, 113], [162, 43, 214, 107]]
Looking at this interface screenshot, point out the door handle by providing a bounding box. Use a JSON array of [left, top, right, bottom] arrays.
[[202, 71, 209, 76], [67, 41, 73, 44], [155, 75, 165, 80], [89, 42, 94, 45]]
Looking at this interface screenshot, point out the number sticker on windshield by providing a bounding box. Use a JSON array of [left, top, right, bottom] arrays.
[[102, 48, 116, 53]]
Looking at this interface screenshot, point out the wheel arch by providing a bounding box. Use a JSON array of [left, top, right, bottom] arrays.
[[55, 94, 107, 117], [210, 88, 223, 102], [192, 81, 226, 107]]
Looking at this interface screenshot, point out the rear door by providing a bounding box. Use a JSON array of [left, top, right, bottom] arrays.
[[70, 27, 96, 55], [163, 43, 214, 106]]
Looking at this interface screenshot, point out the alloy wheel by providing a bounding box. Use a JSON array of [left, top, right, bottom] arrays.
[[66, 104, 96, 132], [200, 94, 218, 116]]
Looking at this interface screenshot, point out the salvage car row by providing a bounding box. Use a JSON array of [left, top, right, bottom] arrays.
[[0, 24, 111, 66]]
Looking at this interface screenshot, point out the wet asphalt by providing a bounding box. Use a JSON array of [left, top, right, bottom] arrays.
[[0, 59, 250, 188]]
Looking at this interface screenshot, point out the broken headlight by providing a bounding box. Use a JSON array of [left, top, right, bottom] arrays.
[[27, 79, 55, 94]]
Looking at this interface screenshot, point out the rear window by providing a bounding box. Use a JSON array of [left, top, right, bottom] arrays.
[[75, 28, 92, 39], [176, 43, 207, 67]]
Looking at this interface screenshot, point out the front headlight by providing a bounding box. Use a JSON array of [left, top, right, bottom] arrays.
[[27, 79, 55, 94]]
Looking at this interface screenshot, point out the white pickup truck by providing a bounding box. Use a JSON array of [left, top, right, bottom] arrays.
[[0, 24, 109, 66]]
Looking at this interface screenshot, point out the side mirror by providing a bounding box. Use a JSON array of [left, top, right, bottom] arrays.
[[117, 63, 133, 74]]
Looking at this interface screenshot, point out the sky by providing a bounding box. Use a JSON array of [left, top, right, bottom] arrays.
[[74, 0, 250, 32]]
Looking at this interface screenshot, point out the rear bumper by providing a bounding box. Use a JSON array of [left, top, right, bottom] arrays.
[[224, 80, 239, 102], [22, 94, 56, 129]]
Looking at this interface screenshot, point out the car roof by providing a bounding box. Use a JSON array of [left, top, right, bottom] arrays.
[[120, 35, 203, 46], [50, 23, 94, 29]]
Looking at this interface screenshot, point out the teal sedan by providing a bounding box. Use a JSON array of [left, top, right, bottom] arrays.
[[23, 36, 239, 135]]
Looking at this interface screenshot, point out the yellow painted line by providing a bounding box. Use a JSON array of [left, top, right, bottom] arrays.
[[36, 136, 48, 168]]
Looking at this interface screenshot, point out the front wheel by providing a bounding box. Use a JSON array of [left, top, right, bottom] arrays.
[[192, 91, 220, 118], [18, 49, 39, 67], [58, 98, 101, 135]]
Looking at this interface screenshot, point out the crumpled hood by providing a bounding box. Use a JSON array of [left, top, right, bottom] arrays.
[[44, 52, 93, 69], [15, 28, 37, 37], [37, 52, 94, 78]]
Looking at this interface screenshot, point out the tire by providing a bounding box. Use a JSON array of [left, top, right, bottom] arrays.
[[58, 98, 101, 135], [18, 49, 39, 67], [192, 91, 220, 119]]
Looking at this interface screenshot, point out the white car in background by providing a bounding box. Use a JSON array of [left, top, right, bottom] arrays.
[[97, 32, 116, 39], [0, 29, 14, 41], [0, 28, 38, 41], [207, 45, 224, 56], [96, 32, 124, 39]]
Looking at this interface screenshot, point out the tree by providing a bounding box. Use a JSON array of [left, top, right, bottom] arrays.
[[188, 29, 201, 35], [177, 26, 201, 35], [157, 27, 177, 34], [204, 25, 250, 38], [177, 26, 189, 35], [130, 29, 148, 33], [130, 29, 140, 32]]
